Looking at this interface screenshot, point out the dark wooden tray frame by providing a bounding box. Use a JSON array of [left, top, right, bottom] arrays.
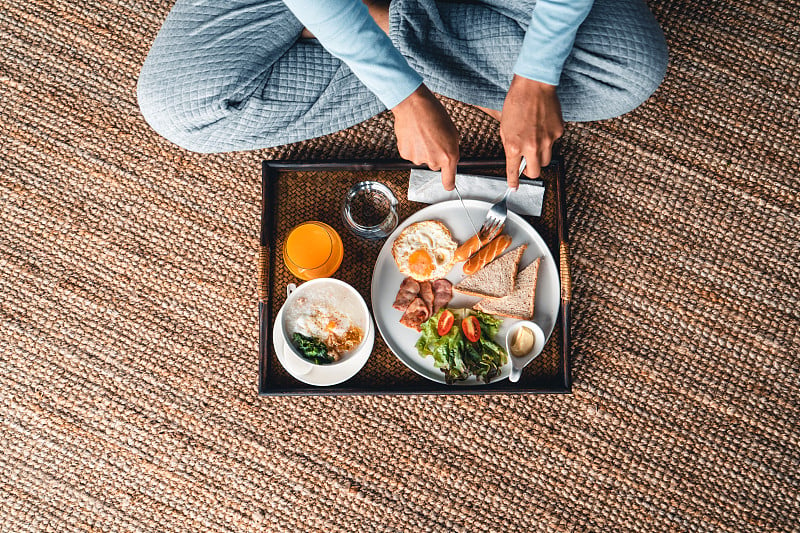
[[258, 159, 571, 396]]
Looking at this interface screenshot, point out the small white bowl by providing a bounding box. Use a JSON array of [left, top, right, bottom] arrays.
[[505, 320, 546, 383], [280, 278, 372, 371]]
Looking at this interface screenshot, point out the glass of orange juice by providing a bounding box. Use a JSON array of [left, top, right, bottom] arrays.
[[283, 221, 343, 280]]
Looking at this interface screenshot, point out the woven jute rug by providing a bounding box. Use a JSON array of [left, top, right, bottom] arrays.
[[1, 0, 798, 531]]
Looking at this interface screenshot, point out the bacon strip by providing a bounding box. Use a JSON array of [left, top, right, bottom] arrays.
[[399, 298, 430, 331], [393, 277, 421, 312], [395, 277, 452, 330], [418, 281, 434, 316], [431, 279, 453, 314]]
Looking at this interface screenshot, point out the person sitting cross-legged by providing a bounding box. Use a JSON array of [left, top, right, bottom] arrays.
[[138, 0, 667, 188]]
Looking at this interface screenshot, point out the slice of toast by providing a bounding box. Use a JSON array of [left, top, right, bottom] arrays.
[[454, 245, 527, 298], [474, 257, 541, 320]]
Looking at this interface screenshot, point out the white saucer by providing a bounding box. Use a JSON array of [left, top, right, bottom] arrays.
[[273, 307, 374, 386]]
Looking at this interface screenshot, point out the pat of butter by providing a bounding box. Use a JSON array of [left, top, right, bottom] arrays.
[[510, 327, 535, 357]]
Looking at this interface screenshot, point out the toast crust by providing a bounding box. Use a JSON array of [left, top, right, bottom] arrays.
[[473, 257, 541, 320]]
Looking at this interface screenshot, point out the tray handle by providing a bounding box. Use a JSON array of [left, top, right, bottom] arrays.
[[560, 242, 572, 303], [258, 245, 269, 302]]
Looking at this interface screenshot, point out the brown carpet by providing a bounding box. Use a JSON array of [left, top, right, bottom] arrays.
[[1, 0, 798, 531]]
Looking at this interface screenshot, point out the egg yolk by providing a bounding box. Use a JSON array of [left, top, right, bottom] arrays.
[[408, 248, 434, 277]]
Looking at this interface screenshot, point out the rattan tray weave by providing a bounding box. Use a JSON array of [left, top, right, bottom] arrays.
[[258, 159, 571, 395]]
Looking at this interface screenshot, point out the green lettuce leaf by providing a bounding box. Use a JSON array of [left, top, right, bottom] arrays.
[[414, 308, 508, 384]]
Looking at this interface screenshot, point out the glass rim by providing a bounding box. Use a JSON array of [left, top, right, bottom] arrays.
[[342, 181, 399, 234]]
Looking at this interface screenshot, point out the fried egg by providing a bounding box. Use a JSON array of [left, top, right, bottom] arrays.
[[391, 220, 457, 281]]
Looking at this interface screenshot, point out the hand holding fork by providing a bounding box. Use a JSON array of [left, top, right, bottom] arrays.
[[476, 157, 527, 241]]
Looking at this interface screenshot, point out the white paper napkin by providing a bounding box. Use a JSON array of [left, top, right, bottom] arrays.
[[408, 169, 544, 217]]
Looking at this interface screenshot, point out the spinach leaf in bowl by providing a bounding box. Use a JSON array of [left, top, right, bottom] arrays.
[[291, 333, 334, 364]]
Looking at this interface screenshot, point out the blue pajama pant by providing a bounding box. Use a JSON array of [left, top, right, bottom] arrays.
[[137, 0, 668, 153]]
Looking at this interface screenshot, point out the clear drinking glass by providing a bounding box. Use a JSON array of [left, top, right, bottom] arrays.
[[342, 181, 399, 239]]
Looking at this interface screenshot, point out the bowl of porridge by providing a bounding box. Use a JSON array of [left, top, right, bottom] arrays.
[[281, 278, 372, 367]]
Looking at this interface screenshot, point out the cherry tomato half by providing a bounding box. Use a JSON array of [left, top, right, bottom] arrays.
[[437, 310, 455, 336], [461, 316, 481, 343]]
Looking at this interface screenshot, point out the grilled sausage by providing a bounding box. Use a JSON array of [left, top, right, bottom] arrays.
[[462, 234, 512, 275], [454, 234, 483, 263], [454, 222, 506, 262]]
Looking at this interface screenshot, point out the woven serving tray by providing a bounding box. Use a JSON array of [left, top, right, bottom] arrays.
[[258, 159, 571, 395]]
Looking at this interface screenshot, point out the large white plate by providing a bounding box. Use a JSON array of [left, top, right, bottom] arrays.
[[370, 199, 559, 385]]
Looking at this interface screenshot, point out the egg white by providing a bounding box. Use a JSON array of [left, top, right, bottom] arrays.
[[392, 220, 457, 281]]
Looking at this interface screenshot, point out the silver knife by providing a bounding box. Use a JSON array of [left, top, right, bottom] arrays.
[[453, 181, 481, 242]]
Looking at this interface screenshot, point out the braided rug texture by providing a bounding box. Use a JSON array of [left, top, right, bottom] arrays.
[[1, 0, 798, 531]]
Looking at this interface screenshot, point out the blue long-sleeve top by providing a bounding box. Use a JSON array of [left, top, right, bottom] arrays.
[[283, 0, 594, 109]]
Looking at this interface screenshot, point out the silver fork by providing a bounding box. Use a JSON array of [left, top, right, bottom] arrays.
[[478, 157, 527, 239]]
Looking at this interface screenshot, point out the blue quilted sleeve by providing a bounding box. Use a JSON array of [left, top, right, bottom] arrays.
[[514, 0, 595, 86], [283, 0, 423, 108]]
